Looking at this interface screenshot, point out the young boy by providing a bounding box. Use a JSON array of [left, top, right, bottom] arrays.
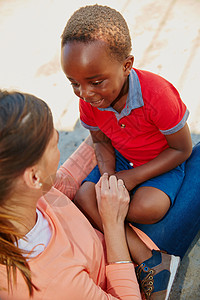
[[61, 4, 193, 299]]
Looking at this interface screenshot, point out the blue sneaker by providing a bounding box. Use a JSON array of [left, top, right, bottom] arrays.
[[135, 250, 180, 300]]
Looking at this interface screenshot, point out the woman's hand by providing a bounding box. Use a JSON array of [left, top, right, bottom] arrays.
[[95, 173, 130, 226], [95, 173, 132, 264]]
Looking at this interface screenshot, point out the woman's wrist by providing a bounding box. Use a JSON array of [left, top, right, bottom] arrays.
[[108, 260, 133, 265], [104, 225, 131, 263], [102, 219, 125, 231]]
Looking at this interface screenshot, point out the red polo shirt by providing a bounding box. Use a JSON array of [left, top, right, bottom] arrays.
[[80, 69, 189, 167]]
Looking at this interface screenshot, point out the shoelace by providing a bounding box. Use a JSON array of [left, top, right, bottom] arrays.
[[136, 263, 155, 299]]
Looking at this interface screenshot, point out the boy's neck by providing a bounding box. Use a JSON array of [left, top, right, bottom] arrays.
[[111, 77, 129, 113]]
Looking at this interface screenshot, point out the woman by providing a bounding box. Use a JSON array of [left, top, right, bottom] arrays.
[[0, 90, 142, 299]]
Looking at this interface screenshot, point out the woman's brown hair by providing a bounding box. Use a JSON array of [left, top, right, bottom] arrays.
[[0, 90, 54, 296]]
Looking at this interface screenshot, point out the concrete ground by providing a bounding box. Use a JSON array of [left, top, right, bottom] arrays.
[[0, 0, 200, 298]]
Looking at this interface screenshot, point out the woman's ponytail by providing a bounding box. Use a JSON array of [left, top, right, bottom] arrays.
[[0, 213, 39, 296], [0, 90, 53, 296]]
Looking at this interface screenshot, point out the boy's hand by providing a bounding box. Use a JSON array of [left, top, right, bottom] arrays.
[[115, 169, 137, 191]]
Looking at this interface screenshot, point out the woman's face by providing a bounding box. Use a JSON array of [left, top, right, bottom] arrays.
[[38, 129, 60, 191]]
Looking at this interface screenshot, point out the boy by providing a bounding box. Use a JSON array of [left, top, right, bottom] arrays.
[[61, 5, 192, 299]]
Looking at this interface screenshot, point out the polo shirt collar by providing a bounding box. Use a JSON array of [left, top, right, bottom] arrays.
[[97, 69, 144, 120]]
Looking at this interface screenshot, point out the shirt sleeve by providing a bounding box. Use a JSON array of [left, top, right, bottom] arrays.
[[149, 84, 189, 135], [79, 98, 100, 131], [54, 137, 97, 199], [106, 264, 142, 299], [43, 264, 142, 300]]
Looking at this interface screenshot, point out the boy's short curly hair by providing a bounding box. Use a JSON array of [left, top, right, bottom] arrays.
[[61, 4, 132, 62]]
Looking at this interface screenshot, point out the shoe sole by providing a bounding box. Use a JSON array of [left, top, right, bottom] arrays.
[[165, 255, 180, 300]]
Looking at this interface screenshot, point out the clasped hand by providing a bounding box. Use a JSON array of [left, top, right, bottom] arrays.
[[95, 173, 130, 226]]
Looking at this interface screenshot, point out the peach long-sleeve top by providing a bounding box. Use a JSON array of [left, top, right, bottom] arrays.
[[0, 139, 158, 300]]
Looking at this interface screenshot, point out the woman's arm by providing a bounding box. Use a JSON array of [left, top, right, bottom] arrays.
[[54, 136, 97, 199], [96, 173, 142, 299], [90, 130, 116, 175], [44, 174, 141, 300], [44, 263, 141, 300], [116, 123, 192, 190], [95, 174, 131, 262]]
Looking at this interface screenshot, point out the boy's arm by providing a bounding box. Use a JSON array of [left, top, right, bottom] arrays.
[[116, 123, 192, 190], [90, 129, 116, 175]]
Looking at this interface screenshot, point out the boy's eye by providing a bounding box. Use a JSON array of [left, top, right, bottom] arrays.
[[92, 80, 103, 86], [70, 82, 79, 88]]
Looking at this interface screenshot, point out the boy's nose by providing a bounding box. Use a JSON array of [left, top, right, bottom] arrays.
[[79, 87, 95, 100]]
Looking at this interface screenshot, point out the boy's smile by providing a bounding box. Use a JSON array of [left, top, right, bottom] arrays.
[[61, 41, 133, 112]]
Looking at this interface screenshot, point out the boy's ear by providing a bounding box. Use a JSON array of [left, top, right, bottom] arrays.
[[123, 55, 134, 75], [23, 167, 42, 190]]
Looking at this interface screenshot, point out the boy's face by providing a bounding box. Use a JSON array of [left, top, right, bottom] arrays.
[[61, 41, 132, 109]]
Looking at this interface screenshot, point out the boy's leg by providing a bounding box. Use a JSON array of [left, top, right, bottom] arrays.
[[74, 167, 180, 299], [74, 181, 103, 231], [132, 142, 200, 258], [127, 186, 171, 224], [73, 162, 156, 266], [127, 224, 180, 300], [74, 163, 103, 230], [126, 161, 186, 225], [75, 189, 156, 266]]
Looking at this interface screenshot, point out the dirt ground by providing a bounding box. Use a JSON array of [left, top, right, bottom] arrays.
[[0, 0, 200, 299]]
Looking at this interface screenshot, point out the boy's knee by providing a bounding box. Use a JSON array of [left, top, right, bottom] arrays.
[[127, 188, 170, 224], [74, 181, 96, 208], [127, 203, 164, 224], [74, 188, 85, 207]]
